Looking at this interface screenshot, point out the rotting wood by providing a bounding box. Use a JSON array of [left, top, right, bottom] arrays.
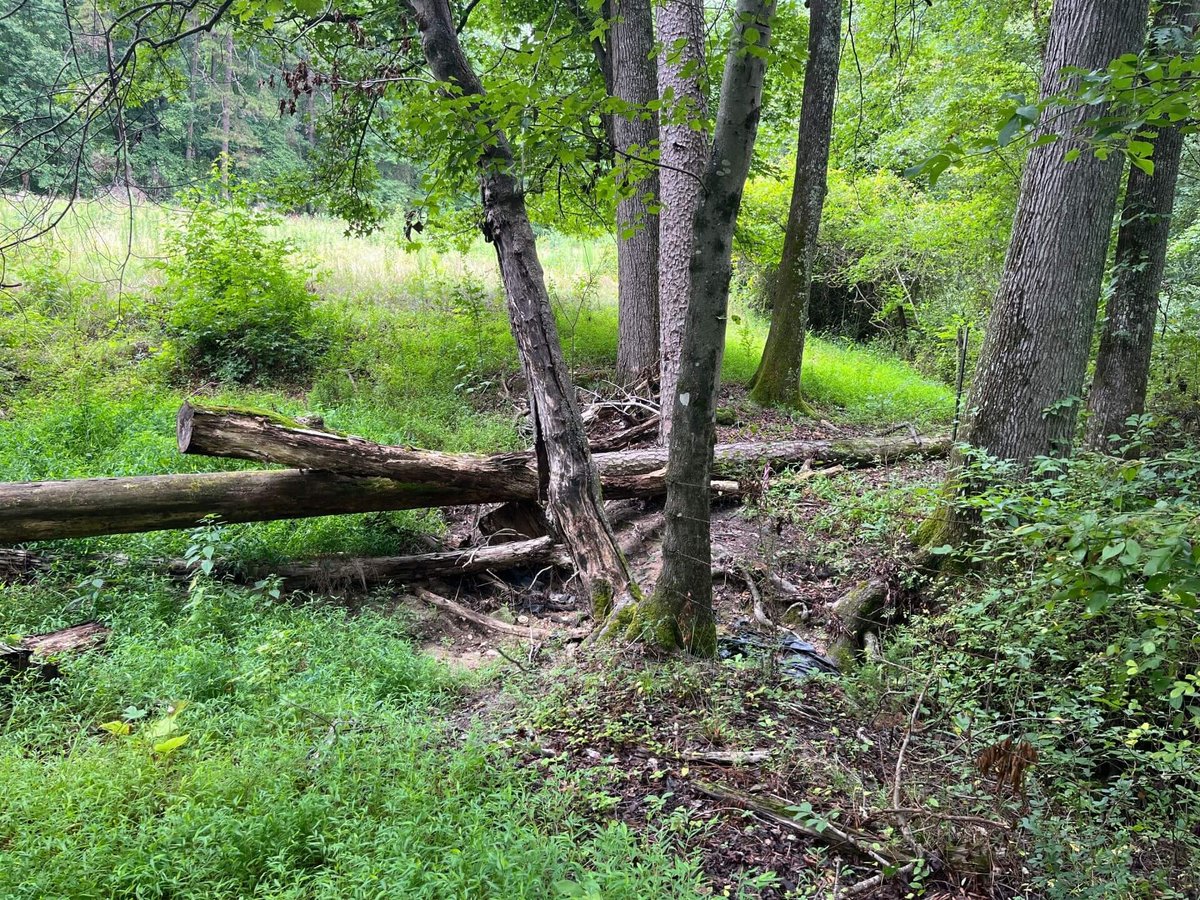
[[177, 402, 947, 483], [1, 622, 110, 680], [208, 537, 561, 592], [414, 588, 588, 640], [1, 548, 48, 579], [0, 431, 948, 544], [681, 748, 770, 765], [690, 780, 900, 867], [827, 577, 891, 660], [588, 415, 659, 453]]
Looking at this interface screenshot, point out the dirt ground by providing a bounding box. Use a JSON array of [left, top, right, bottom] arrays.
[[390, 392, 1015, 899]]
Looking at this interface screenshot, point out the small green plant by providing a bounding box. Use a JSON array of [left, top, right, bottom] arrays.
[[158, 179, 322, 384]]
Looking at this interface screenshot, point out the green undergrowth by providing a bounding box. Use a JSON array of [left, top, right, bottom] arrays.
[[0, 569, 703, 899], [862, 441, 1200, 898]]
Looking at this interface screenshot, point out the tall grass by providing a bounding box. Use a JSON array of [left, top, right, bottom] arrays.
[[1, 196, 952, 565]]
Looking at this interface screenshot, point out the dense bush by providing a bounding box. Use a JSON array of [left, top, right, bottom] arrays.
[[158, 188, 322, 384], [891, 438, 1200, 897]]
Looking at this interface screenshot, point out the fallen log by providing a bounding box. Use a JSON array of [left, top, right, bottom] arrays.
[[178, 403, 540, 493], [1, 621, 110, 681], [176, 508, 666, 593], [414, 588, 588, 640], [1, 548, 48, 580], [0, 420, 947, 543], [0, 470, 500, 543], [178, 402, 946, 483], [194, 536, 562, 591]]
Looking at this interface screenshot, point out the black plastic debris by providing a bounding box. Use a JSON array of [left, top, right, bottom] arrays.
[[717, 632, 839, 678]]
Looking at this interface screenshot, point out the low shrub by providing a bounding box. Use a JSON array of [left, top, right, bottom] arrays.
[[888, 438, 1200, 897], [158, 185, 322, 384]]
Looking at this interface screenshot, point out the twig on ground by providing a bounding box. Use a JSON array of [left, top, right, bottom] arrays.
[[838, 861, 918, 898], [691, 780, 899, 868], [495, 645, 531, 673], [414, 588, 587, 640]]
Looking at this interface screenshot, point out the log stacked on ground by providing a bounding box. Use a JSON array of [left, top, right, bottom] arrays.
[[0, 403, 948, 543]]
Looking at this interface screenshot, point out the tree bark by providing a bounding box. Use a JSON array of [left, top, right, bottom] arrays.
[[220, 29, 234, 190], [605, 0, 776, 655], [177, 402, 948, 481], [612, 0, 661, 382], [1085, 0, 1198, 451], [1, 433, 947, 543], [656, 0, 709, 442], [957, 0, 1149, 466], [405, 0, 635, 614], [185, 29, 200, 163], [749, 0, 842, 407]]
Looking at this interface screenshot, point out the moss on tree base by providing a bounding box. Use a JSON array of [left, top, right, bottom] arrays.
[[599, 588, 717, 657]]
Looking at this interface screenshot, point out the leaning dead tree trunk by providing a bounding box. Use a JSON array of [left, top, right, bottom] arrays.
[[404, 0, 634, 614], [604, 0, 775, 655], [656, 0, 709, 442], [1085, 0, 1199, 451], [749, 0, 842, 408], [1, 430, 947, 543]]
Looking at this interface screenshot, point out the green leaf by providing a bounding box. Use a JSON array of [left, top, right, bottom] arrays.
[[153, 734, 190, 757], [99, 720, 131, 736]]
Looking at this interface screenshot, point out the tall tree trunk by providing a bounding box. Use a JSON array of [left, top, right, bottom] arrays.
[[749, 0, 842, 407], [605, 0, 775, 655], [185, 30, 199, 163], [921, 0, 1149, 549], [657, 0, 709, 442], [221, 29, 233, 189], [404, 0, 635, 614], [612, 0, 661, 383], [1085, 0, 1198, 451]]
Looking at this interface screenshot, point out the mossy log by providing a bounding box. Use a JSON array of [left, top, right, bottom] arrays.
[[827, 577, 891, 662]]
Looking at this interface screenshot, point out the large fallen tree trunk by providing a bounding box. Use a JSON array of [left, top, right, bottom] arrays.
[[0, 431, 947, 543], [178, 402, 947, 482]]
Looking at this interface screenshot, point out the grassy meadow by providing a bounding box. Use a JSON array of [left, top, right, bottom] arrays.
[[0, 197, 955, 898]]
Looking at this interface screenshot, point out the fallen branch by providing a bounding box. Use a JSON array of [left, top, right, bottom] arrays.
[[839, 861, 918, 898], [690, 780, 900, 867], [414, 588, 588, 640], [681, 748, 770, 765]]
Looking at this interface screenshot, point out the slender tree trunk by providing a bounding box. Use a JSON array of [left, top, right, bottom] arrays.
[[185, 30, 199, 163], [657, 0, 709, 442], [749, 0, 842, 407], [1085, 0, 1198, 451], [612, 0, 661, 382], [605, 0, 775, 655], [404, 0, 635, 614], [221, 30, 233, 189], [921, 0, 1150, 549]]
